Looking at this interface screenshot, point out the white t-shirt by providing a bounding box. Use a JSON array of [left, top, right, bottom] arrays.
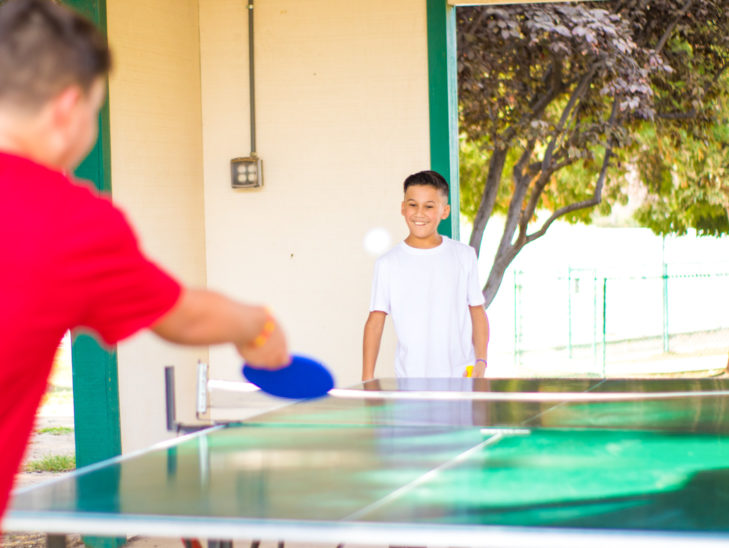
[[369, 236, 485, 377]]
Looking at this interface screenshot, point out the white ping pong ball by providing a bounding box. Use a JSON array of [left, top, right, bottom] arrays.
[[363, 227, 392, 256]]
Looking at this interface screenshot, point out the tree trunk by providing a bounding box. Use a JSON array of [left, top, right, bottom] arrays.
[[480, 119, 616, 308], [482, 244, 520, 308], [481, 163, 532, 308], [469, 147, 508, 256]]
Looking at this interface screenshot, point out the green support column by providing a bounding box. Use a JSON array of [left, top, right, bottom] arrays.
[[66, 0, 120, 458], [62, 0, 119, 459], [70, 335, 121, 469], [65, 0, 120, 468], [63, 2, 123, 546], [427, 0, 460, 239]]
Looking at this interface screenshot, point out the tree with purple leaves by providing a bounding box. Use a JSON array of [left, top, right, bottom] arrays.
[[458, 1, 729, 307]]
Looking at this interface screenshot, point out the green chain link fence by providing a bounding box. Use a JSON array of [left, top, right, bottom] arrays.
[[510, 268, 729, 376]]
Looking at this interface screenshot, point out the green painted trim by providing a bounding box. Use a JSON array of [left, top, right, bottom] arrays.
[[66, 3, 124, 544], [62, 9, 123, 545], [70, 335, 121, 468], [427, 0, 460, 239], [71, 335, 124, 548], [97, 0, 112, 196], [67, 0, 120, 466]]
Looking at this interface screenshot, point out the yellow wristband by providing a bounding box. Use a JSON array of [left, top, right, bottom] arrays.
[[253, 312, 276, 347]]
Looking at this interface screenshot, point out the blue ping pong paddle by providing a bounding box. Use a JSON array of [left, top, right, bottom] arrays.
[[242, 354, 335, 399]]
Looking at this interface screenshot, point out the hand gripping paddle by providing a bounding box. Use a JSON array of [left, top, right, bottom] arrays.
[[242, 354, 335, 399]]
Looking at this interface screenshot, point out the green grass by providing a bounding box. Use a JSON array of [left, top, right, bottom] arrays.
[[36, 426, 74, 435], [24, 455, 75, 473]]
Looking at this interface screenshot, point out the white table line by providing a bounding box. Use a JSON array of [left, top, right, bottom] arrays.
[[329, 388, 729, 402]]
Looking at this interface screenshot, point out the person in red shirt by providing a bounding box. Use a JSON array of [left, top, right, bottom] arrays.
[[0, 0, 290, 520]]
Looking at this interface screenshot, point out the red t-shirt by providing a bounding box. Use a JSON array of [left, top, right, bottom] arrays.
[[0, 152, 182, 518]]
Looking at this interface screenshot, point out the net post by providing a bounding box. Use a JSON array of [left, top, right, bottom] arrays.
[[164, 365, 177, 432]]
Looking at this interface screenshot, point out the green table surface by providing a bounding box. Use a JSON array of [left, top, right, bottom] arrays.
[[7, 377, 729, 546]]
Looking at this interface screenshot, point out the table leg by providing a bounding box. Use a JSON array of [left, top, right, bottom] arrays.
[[47, 534, 66, 548], [207, 541, 232, 548]]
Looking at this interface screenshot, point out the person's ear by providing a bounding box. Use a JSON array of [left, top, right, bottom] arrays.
[[50, 85, 83, 130], [401, 200, 407, 216], [441, 203, 451, 220]]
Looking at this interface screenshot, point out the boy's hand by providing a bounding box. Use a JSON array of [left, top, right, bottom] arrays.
[[473, 360, 487, 378], [463, 361, 486, 378], [237, 310, 290, 369]]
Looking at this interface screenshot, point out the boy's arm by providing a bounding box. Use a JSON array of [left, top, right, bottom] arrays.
[[151, 288, 289, 368], [362, 311, 387, 381], [470, 305, 489, 377]]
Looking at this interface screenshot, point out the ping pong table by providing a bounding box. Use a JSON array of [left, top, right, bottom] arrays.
[[6, 377, 729, 547]]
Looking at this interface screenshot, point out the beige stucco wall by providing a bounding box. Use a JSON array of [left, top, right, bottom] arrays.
[[106, 0, 430, 451], [107, 0, 209, 451], [199, 0, 429, 387]]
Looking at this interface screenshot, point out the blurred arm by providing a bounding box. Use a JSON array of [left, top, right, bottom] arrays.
[[151, 288, 289, 368]]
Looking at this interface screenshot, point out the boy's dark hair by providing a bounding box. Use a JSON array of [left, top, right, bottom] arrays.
[[403, 170, 449, 198], [0, 0, 111, 112]]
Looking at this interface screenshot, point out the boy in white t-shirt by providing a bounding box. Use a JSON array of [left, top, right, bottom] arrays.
[[362, 170, 489, 380]]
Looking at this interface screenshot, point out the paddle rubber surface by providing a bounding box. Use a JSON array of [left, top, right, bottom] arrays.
[[242, 354, 335, 399]]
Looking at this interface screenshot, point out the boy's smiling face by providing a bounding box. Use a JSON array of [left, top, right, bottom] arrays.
[[401, 184, 451, 248]]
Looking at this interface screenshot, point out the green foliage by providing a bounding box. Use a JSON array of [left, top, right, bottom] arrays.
[[460, 134, 514, 220], [632, 72, 729, 236], [24, 455, 75, 473]]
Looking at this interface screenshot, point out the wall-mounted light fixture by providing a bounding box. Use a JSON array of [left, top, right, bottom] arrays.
[[231, 1, 262, 189]]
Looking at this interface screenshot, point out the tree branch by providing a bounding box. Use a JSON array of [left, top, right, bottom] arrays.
[[526, 101, 619, 244], [468, 60, 566, 256], [552, 156, 581, 172], [654, 0, 694, 55], [540, 62, 600, 174], [519, 62, 601, 235], [499, 65, 566, 149], [488, 144, 536, 278], [468, 147, 509, 255]]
